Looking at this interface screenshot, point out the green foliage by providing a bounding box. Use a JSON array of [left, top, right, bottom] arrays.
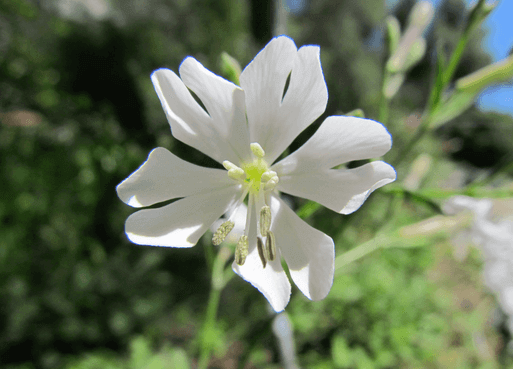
[[60, 336, 190, 369]]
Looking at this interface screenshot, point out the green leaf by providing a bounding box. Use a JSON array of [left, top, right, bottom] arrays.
[[331, 334, 352, 367], [168, 348, 190, 369], [428, 45, 447, 112], [129, 337, 152, 369], [456, 55, 513, 94], [297, 201, 321, 219], [429, 89, 475, 128]]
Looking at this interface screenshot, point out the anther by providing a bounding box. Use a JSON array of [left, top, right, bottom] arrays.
[[264, 178, 279, 191], [223, 160, 240, 171], [235, 235, 248, 265], [212, 221, 235, 245], [259, 206, 271, 235], [265, 231, 276, 261], [257, 236, 267, 268], [261, 171, 277, 182], [250, 143, 266, 158], [228, 168, 245, 180]]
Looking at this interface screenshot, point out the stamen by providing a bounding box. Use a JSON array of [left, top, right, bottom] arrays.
[[223, 160, 241, 171], [261, 171, 277, 182], [265, 231, 277, 261], [259, 205, 271, 235], [250, 143, 265, 158], [228, 167, 245, 180], [212, 221, 235, 245], [264, 177, 279, 191], [257, 236, 267, 268], [235, 235, 249, 265]]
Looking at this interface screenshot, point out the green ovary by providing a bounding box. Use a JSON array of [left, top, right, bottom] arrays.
[[241, 158, 269, 193]]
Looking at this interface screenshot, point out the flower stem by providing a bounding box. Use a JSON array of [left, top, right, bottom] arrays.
[[198, 246, 232, 369]]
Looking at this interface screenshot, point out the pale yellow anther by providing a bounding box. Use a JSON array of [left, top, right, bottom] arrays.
[[259, 206, 271, 235], [261, 171, 274, 182], [212, 221, 235, 245], [223, 160, 240, 171], [228, 168, 245, 180], [264, 178, 278, 191], [235, 236, 249, 265], [250, 143, 266, 158]]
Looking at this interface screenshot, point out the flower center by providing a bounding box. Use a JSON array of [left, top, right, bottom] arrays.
[[212, 142, 280, 268], [240, 158, 268, 193]]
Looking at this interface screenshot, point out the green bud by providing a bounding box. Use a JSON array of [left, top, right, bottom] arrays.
[[431, 55, 513, 127], [383, 73, 405, 99], [408, 1, 435, 34], [403, 38, 426, 71], [386, 16, 401, 56], [465, 0, 498, 34], [220, 52, 242, 85], [344, 108, 365, 118]]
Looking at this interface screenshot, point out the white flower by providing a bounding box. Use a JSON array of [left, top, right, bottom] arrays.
[[444, 195, 513, 334], [116, 36, 396, 312]]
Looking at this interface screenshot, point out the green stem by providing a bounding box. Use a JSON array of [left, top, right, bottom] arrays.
[[378, 70, 391, 125], [334, 213, 472, 274], [442, 32, 469, 91], [198, 246, 232, 369], [394, 6, 479, 166]]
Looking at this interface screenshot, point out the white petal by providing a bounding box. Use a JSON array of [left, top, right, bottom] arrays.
[[277, 161, 397, 214], [117, 147, 233, 208], [151, 68, 242, 164], [232, 200, 291, 312], [270, 195, 334, 301], [273, 116, 392, 175], [179, 58, 251, 162], [270, 45, 328, 162], [241, 37, 325, 163], [125, 186, 241, 247]]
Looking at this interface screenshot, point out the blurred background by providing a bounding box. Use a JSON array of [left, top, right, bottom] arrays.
[[1, 0, 513, 368]]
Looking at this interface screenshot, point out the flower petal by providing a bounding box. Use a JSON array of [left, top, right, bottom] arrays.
[[241, 36, 328, 163], [277, 161, 397, 214], [125, 186, 241, 247], [270, 44, 328, 162], [152, 67, 243, 164], [117, 147, 234, 208], [270, 195, 334, 301], [179, 57, 251, 162], [232, 200, 291, 312], [273, 116, 392, 174]]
